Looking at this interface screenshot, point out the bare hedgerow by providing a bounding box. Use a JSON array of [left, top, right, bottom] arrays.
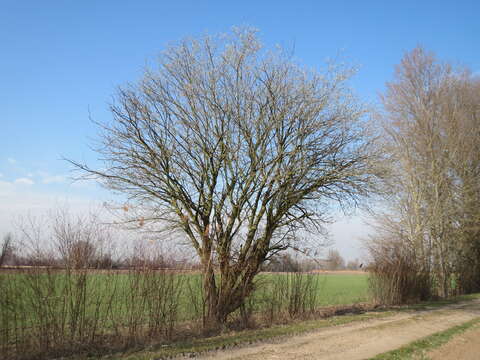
[[0, 209, 186, 360], [365, 225, 432, 305]]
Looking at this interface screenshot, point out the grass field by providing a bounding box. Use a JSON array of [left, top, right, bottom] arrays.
[[255, 272, 370, 306], [0, 271, 370, 319], [0, 270, 369, 359], [0, 271, 370, 321]]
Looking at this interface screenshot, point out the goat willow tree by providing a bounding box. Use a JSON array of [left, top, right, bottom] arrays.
[[72, 29, 378, 325]]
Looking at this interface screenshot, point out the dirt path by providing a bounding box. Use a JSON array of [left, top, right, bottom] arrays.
[[196, 299, 480, 360], [428, 322, 480, 360]]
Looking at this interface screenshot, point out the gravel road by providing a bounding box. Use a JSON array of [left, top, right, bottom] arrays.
[[195, 299, 480, 360]]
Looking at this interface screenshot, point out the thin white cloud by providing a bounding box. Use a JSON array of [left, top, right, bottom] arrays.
[[0, 173, 3, 178], [7, 157, 16, 164], [14, 178, 35, 186], [71, 178, 97, 188], [35, 171, 67, 185], [42, 175, 67, 184]]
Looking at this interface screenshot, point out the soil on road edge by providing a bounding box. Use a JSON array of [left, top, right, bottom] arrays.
[[191, 299, 480, 360], [427, 322, 480, 360]]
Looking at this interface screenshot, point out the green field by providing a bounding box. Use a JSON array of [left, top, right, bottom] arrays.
[[254, 273, 370, 306], [0, 271, 369, 359], [0, 271, 370, 322], [300, 273, 370, 305]]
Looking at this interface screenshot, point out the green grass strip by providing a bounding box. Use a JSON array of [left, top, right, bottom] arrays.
[[369, 317, 480, 360]]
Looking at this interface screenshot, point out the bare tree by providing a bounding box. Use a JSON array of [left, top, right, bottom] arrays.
[[325, 249, 345, 270], [70, 28, 379, 325], [0, 233, 14, 266], [370, 47, 480, 300], [346, 259, 360, 270], [14, 207, 115, 269], [52, 208, 112, 269]]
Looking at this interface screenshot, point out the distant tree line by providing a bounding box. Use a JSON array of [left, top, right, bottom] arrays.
[[0, 211, 199, 271], [262, 249, 361, 272]]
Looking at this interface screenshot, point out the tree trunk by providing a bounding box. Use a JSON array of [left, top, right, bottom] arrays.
[[202, 262, 220, 329], [201, 260, 259, 330]]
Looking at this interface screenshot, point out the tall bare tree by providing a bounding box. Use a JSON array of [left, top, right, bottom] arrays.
[[71, 28, 379, 325], [326, 249, 345, 270], [446, 72, 480, 293], [370, 47, 480, 300], [0, 233, 14, 266]]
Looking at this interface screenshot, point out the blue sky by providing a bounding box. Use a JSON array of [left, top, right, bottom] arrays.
[[1, 0, 479, 259]]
